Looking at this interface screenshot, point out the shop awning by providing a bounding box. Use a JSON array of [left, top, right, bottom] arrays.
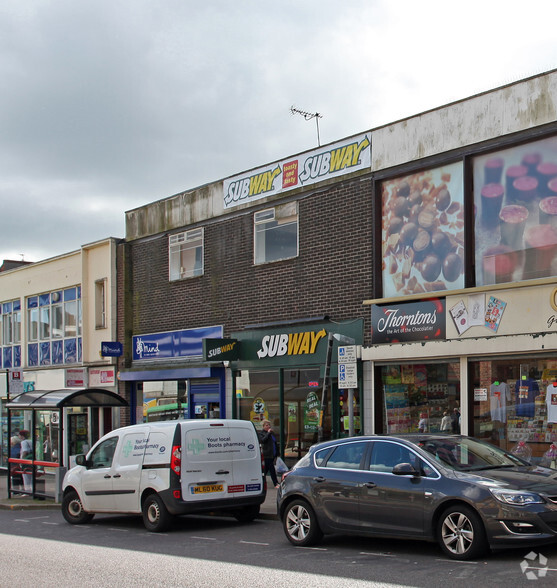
[[6, 388, 128, 409]]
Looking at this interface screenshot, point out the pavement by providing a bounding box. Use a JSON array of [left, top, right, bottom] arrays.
[[0, 471, 279, 519]]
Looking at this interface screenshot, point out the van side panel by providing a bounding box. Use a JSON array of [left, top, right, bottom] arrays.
[[180, 422, 262, 501]]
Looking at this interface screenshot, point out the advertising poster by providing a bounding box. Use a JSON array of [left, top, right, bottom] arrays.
[[474, 136, 557, 286], [304, 391, 320, 432], [381, 162, 464, 297], [484, 296, 507, 332]]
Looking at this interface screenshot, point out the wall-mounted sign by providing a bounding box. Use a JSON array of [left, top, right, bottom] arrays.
[[89, 368, 115, 387], [8, 369, 24, 396], [231, 320, 364, 369], [132, 325, 223, 362], [202, 338, 240, 362], [66, 368, 88, 388], [223, 133, 371, 209], [371, 299, 446, 344], [101, 342, 123, 357]]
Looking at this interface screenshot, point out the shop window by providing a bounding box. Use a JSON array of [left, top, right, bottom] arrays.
[[169, 229, 204, 281], [380, 362, 461, 435], [254, 202, 298, 265], [472, 358, 557, 464]]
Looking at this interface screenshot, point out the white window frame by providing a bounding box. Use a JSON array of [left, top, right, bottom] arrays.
[[254, 202, 298, 265], [169, 228, 204, 281], [95, 279, 106, 329]]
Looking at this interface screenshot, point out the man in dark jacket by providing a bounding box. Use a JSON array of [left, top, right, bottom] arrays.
[[258, 420, 279, 487]]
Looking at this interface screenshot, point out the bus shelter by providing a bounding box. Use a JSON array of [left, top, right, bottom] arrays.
[[7, 388, 127, 501]]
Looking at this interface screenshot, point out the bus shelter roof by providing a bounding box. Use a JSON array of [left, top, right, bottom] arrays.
[[6, 388, 127, 410]]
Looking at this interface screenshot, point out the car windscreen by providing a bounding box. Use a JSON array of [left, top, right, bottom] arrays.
[[415, 437, 528, 471]]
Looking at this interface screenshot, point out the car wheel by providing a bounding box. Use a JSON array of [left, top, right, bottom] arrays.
[[437, 504, 488, 560], [142, 493, 172, 532], [234, 505, 260, 522], [62, 490, 94, 524], [283, 499, 323, 547]]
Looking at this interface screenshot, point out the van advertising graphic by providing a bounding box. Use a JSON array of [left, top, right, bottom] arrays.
[[186, 432, 255, 457], [223, 133, 371, 209]]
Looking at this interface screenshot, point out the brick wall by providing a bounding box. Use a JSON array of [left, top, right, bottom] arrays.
[[120, 175, 374, 350]]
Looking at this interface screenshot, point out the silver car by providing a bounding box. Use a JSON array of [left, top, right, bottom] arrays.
[[277, 435, 557, 560]]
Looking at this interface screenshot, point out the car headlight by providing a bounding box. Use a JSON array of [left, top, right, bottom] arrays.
[[490, 488, 544, 505]]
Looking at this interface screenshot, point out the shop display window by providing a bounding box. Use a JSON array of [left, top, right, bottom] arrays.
[[472, 357, 557, 463], [236, 368, 359, 461], [380, 362, 461, 434]]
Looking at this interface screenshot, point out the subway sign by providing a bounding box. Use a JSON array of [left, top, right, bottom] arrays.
[[202, 338, 240, 361], [231, 320, 364, 368]]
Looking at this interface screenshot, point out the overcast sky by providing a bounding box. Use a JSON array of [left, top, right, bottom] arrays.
[[2, 0, 557, 263]]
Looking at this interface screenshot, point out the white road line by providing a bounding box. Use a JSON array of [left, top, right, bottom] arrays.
[[360, 552, 397, 557], [190, 536, 217, 541], [239, 540, 270, 546], [108, 528, 129, 532], [42, 522, 60, 525], [435, 558, 478, 564], [295, 546, 328, 551]]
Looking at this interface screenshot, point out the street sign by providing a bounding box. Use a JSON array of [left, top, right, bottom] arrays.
[[338, 345, 357, 364], [338, 363, 358, 389], [8, 369, 24, 396]]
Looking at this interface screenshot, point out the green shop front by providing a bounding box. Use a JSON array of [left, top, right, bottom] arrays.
[[226, 319, 364, 464]]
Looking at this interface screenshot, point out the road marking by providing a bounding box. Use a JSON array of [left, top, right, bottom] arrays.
[[108, 528, 129, 532], [42, 522, 60, 525], [360, 552, 396, 557], [435, 558, 478, 565], [190, 536, 217, 541], [295, 546, 328, 551], [14, 519, 30, 523], [239, 540, 270, 546]]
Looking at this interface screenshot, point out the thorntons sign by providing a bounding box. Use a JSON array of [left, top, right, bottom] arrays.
[[371, 299, 446, 344]]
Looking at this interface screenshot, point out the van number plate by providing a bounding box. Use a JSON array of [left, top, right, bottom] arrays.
[[192, 484, 223, 494]]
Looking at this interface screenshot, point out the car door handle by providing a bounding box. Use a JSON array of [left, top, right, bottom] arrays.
[[313, 476, 326, 483], [104, 474, 111, 479], [363, 482, 377, 488], [113, 474, 121, 478], [215, 470, 230, 475]]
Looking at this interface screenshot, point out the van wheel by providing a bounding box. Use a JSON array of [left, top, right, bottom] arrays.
[[142, 494, 172, 532], [62, 490, 94, 524], [234, 505, 260, 522], [283, 499, 323, 547], [437, 504, 488, 560]]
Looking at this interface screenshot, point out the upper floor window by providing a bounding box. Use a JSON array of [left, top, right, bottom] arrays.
[[27, 288, 81, 342], [95, 279, 106, 329], [254, 202, 298, 265], [169, 229, 204, 281], [2, 300, 21, 345]]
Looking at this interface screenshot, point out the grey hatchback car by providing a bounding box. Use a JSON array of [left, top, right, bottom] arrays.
[[277, 435, 557, 560]]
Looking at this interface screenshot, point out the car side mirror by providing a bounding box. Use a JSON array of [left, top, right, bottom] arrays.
[[393, 462, 420, 477], [75, 454, 87, 467]]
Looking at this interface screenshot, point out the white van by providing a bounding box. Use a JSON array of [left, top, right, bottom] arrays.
[[61, 419, 266, 532]]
